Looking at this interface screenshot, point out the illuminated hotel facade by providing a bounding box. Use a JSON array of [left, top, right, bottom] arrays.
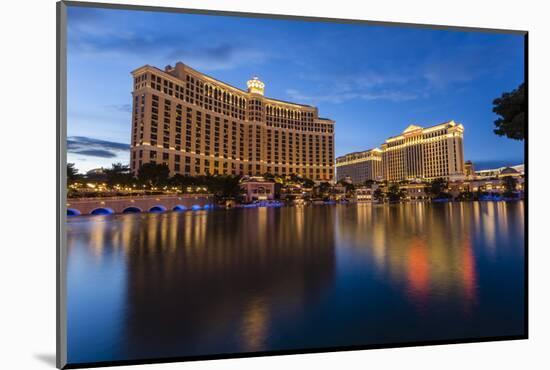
[[129, 62, 335, 181], [336, 121, 465, 183], [335, 148, 382, 183]]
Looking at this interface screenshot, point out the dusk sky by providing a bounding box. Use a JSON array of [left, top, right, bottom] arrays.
[[67, 6, 525, 173]]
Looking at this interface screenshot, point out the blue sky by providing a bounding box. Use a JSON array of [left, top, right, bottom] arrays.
[[67, 6, 525, 173]]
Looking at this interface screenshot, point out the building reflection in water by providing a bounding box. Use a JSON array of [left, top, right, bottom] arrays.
[[241, 297, 270, 352], [406, 237, 430, 306], [116, 207, 337, 360], [335, 202, 524, 316], [66, 202, 525, 364]]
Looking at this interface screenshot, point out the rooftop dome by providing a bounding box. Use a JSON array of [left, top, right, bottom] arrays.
[[246, 76, 265, 95]]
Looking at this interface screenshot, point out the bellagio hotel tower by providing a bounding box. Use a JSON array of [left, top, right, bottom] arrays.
[[130, 62, 335, 181]]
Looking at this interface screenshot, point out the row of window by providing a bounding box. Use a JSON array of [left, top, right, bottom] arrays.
[[134, 71, 333, 133], [131, 154, 333, 180], [132, 95, 334, 163]]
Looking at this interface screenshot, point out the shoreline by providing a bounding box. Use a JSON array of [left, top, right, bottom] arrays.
[[67, 198, 524, 217]]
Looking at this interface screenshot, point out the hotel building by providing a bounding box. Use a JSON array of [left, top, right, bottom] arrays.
[[381, 121, 465, 181], [336, 121, 465, 183], [129, 62, 335, 181], [335, 148, 382, 184]]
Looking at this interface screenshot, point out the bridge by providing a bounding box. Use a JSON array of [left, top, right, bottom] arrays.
[[66, 194, 214, 216]]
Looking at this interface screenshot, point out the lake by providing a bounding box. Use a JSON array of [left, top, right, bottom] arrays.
[[66, 201, 525, 365]]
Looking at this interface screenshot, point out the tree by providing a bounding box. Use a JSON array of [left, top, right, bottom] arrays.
[[337, 179, 355, 194], [373, 188, 385, 202], [218, 176, 243, 199], [502, 176, 518, 195], [427, 178, 448, 198], [137, 163, 170, 187], [387, 183, 406, 202], [364, 179, 375, 188], [318, 182, 331, 195], [67, 163, 81, 183], [104, 163, 134, 187], [302, 178, 315, 188], [262, 172, 275, 181], [203, 175, 243, 199], [288, 173, 302, 184], [344, 182, 355, 194], [493, 83, 525, 140], [169, 174, 195, 192]]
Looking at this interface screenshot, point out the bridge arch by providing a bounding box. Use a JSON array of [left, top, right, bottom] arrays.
[[149, 205, 167, 213], [122, 206, 142, 214], [67, 208, 81, 216], [191, 204, 202, 211], [172, 205, 187, 212], [90, 207, 114, 216]]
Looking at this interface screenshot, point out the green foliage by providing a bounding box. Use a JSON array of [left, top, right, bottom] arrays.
[[373, 188, 385, 202], [386, 183, 406, 202], [137, 163, 170, 187], [209, 175, 243, 199], [262, 172, 275, 181], [364, 179, 375, 188], [67, 163, 81, 183], [104, 163, 134, 186], [337, 179, 355, 193], [169, 174, 243, 199], [302, 178, 315, 188], [318, 182, 331, 194], [427, 178, 448, 197], [169, 174, 195, 191], [493, 83, 525, 141], [502, 176, 518, 195]]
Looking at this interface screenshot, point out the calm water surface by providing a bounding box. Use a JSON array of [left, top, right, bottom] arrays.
[[67, 202, 525, 364]]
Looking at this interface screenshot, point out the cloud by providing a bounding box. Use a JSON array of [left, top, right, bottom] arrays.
[[422, 61, 476, 90], [286, 89, 413, 105], [419, 41, 515, 90], [106, 104, 132, 113], [68, 10, 270, 71], [286, 83, 420, 105], [287, 68, 429, 105], [67, 7, 105, 23], [71, 31, 269, 71], [67, 136, 130, 159], [289, 39, 507, 106], [167, 44, 269, 71], [72, 149, 118, 158]]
